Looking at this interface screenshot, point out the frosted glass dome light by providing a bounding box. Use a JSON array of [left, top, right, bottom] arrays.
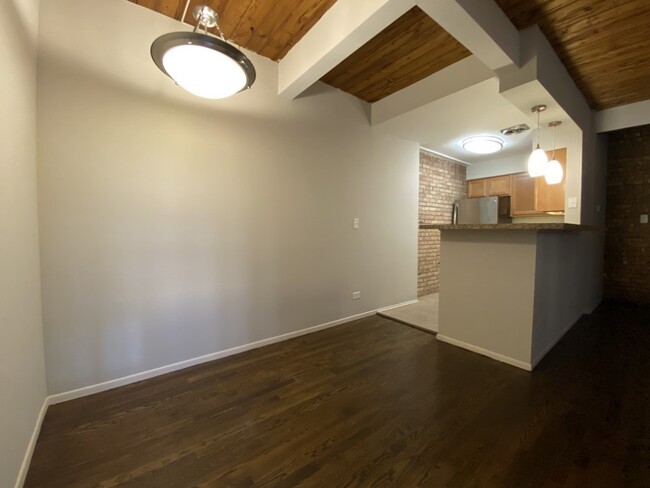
[[528, 146, 548, 177], [545, 159, 563, 185], [162, 44, 247, 99], [462, 136, 504, 154], [151, 6, 255, 100]]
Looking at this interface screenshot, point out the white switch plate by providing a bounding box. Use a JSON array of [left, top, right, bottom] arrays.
[[352, 291, 361, 300], [641, 214, 649, 224], [353, 218, 359, 229], [568, 197, 578, 209]]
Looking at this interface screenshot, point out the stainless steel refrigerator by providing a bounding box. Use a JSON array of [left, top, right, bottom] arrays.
[[455, 196, 512, 224]]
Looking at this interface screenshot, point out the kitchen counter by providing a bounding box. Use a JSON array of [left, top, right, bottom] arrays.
[[419, 223, 597, 231]]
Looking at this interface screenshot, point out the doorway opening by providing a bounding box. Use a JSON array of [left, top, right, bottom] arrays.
[[380, 149, 467, 332]]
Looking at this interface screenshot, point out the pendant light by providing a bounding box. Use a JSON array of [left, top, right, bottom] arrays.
[[545, 121, 563, 185], [528, 105, 548, 177], [151, 5, 256, 99]]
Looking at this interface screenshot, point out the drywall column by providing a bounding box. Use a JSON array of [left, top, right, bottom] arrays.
[[0, 0, 48, 486]]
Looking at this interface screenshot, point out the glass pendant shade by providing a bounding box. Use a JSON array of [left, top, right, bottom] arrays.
[[528, 146, 548, 177], [151, 32, 256, 100], [545, 159, 563, 185]]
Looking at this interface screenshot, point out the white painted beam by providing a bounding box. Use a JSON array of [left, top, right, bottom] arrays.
[[371, 55, 494, 125], [417, 0, 520, 70], [595, 100, 650, 133], [278, 0, 414, 99]]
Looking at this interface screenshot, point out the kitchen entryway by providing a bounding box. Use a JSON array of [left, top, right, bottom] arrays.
[[379, 293, 439, 333]]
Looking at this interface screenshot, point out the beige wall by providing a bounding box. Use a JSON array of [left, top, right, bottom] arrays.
[[0, 0, 47, 486], [438, 230, 538, 367], [37, 0, 419, 394]]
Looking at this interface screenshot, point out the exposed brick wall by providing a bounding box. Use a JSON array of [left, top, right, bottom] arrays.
[[418, 151, 467, 297], [604, 124, 650, 305]]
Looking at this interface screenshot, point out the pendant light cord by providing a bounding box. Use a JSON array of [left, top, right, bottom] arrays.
[[552, 124, 556, 160], [536, 108, 541, 149]]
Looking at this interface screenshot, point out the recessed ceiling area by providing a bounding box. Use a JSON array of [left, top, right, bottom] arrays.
[[495, 0, 650, 110], [321, 7, 471, 103], [127, 0, 337, 61], [374, 78, 536, 164]]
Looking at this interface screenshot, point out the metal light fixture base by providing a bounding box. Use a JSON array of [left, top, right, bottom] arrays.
[[193, 5, 219, 29]]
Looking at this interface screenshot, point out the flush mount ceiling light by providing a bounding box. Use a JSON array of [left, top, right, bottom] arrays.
[[545, 121, 563, 185], [462, 136, 504, 154], [151, 5, 256, 99], [528, 105, 548, 177]]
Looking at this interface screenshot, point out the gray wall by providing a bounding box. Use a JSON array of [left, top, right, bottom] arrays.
[[0, 0, 47, 486], [37, 0, 419, 394]]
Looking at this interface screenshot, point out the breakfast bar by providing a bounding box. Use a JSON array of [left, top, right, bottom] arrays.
[[421, 223, 602, 370]]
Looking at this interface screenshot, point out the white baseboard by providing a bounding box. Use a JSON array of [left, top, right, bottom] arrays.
[[436, 334, 532, 371], [49, 301, 415, 405], [15, 397, 50, 488], [377, 299, 418, 312]]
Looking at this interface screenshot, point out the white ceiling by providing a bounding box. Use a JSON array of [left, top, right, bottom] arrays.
[[374, 78, 536, 165]]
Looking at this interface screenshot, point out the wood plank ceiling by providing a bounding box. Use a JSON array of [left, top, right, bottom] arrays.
[[321, 7, 471, 103], [128, 0, 337, 61], [130, 0, 649, 109], [495, 0, 650, 110]]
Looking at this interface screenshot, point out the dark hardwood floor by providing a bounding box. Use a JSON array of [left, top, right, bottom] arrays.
[[26, 303, 649, 487]]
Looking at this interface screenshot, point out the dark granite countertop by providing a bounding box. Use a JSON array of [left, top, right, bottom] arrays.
[[419, 223, 598, 231]]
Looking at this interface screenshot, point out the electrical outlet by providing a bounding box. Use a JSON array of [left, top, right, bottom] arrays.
[[641, 214, 648, 224], [568, 197, 578, 209], [353, 218, 359, 229], [352, 291, 361, 300]]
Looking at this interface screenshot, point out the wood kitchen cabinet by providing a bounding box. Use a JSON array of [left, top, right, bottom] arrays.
[[468, 178, 488, 198], [511, 174, 538, 215], [511, 148, 567, 216], [466, 148, 567, 216], [487, 175, 511, 196], [536, 148, 566, 212], [467, 175, 511, 198]]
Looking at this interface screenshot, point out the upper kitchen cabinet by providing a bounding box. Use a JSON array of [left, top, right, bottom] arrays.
[[467, 175, 511, 198], [536, 148, 567, 212], [512, 148, 567, 216], [487, 175, 511, 196], [468, 178, 488, 198]]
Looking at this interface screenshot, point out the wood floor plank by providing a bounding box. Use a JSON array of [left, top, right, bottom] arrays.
[[25, 305, 650, 487]]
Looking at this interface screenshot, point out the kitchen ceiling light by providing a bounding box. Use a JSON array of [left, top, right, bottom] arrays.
[[462, 136, 503, 154], [545, 121, 563, 185], [528, 105, 548, 177], [151, 5, 255, 99]]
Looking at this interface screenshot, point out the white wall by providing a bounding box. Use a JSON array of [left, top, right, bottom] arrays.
[[37, 0, 419, 394], [465, 152, 528, 180], [0, 0, 48, 486]]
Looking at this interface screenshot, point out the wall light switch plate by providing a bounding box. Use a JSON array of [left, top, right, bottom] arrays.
[[568, 197, 578, 209], [353, 218, 359, 229], [641, 214, 649, 224], [352, 291, 361, 300]]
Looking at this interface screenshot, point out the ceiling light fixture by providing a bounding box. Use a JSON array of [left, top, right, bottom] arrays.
[[462, 136, 504, 154], [545, 121, 563, 185], [151, 5, 256, 99], [528, 105, 548, 177]]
